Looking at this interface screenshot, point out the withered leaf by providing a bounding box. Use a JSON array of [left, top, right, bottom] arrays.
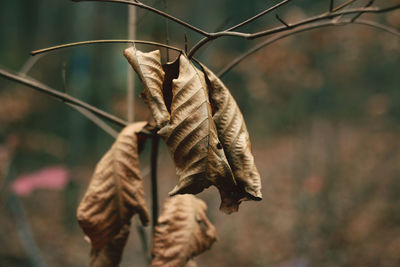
[[151, 195, 217, 267], [201, 65, 262, 201], [185, 260, 197, 267], [157, 54, 240, 213], [90, 224, 130, 267], [77, 122, 150, 251], [124, 45, 170, 127]]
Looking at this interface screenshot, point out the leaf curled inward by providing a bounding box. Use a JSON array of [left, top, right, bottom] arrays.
[[124, 45, 170, 127], [151, 195, 217, 267], [90, 224, 130, 267], [77, 122, 150, 253], [202, 65, 262, 201], [157, 54, 239, 213]]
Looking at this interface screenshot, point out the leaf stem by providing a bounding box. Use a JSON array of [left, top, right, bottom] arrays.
[[150, 134, 160, 233]]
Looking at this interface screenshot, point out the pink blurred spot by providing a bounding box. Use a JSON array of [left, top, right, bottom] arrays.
[[11, 166, 69, 196], [303, 174, 324, 196]]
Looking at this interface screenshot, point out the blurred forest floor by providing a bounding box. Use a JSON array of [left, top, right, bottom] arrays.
[[1, 0, 400, 266]]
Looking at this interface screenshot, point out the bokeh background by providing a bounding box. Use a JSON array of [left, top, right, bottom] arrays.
[[1, 0, 400, 266]]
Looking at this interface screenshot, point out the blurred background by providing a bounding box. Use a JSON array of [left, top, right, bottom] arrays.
[[1, 0, 400, 266]]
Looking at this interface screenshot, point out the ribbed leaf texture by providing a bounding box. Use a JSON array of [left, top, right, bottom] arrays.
[[151, 195, 217, 267], [158, 54, 241, 213], [90, 224, 130, 267], [77, 122, 150, 256], [201, 64, 262, 201], [124, 45, 170, 127], [124, 47, 262, 213]]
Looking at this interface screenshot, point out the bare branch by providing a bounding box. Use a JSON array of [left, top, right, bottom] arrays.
[[248, 4, 400, 39], [188, 3, 400, 58], [330, 0, 334, 12], [19, 54, 44, 76], [227, 0, 293, 32], [67, 103, 119, 138], [127, 5, 137, 123], [0, 68, 127, 127], [31, 39, 183, 56], [187, 0, 292, 58], [150, 135, 160, 233], [332, 0, 358, 12], [275, 14, 290, 28], [218, 19, 400, 78], [351, 0, 375, 22], [72, 0, 211, 37]]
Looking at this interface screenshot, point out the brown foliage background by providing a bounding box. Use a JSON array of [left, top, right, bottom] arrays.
[[0, 0, 400, 266]]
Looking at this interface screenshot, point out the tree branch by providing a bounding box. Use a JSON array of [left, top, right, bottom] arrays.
[[218, 19, 400, 78], [31, 39, 183, 56], [351, 0, 374, 22], [72, 0, 211, 37], [0, 68, 127, 127], [188, 3, 400, 58], [248, 4, 400, 39], [66, 103, 119, 138], [187, 0, 292, 58], [227, 0, 293, 32]]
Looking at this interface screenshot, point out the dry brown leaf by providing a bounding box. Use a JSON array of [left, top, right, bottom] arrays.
[[124, 46, 170, 127], [77, 122, 150, 251], [185, 260, 197, 267], [151, 195, 217, 267], [201, 65, 263, 201], [90, 224, 130, 267], [158, 54, 241, 213]]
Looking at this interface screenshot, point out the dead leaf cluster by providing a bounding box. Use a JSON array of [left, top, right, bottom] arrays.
[[76, 46, 262, 267], [124, 45, 262, 214]]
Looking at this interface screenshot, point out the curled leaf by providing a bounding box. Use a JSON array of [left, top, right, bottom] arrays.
[[90, 224, 130, 267], [201, 65, 262, 201], [124, 45, 170, 127], [151, 195, 217, 267], [77, 122, 150, 251], [185, 260, 197, 267], [158, 54, 239, 213]]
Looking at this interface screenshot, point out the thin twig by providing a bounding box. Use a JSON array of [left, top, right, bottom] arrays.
[[188, 3, 400, 58], [127, 3, 137, 123], [31, 39, 183, 56], [8, 193, 46, 267], [72, 0, 211, 37], [150, 135, 160, 233], [218, 18, 400, 78], [248, 4, 400, 39], [227, 0, 293, 32], [330, 0, 358, 13], [19, 54, 44, 76], [0, 68, 127, 127], [330, 0, 334, 12], [67, 103, 119, 138], [187, 0, 292, 58], [275, 14, 290, 28], [59, 63, 120, 137], [135, 217, 150, 263], [351, 0, 375, 22], [163, 0, 170, 61]]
